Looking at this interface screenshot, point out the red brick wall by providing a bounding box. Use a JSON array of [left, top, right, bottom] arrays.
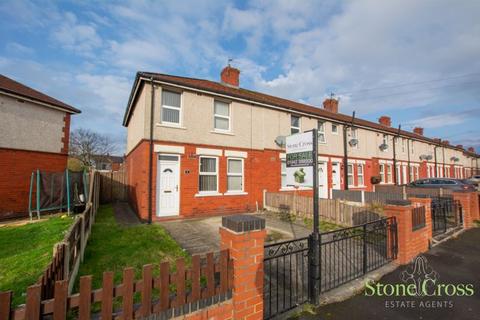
[[183, 300, 233, 320], [124, 141, 150, 220], [0, 148, 67, 220]]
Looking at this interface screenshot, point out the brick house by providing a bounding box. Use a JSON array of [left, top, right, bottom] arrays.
[[0, 74, 81, 219], [123, 66, 479, 222]]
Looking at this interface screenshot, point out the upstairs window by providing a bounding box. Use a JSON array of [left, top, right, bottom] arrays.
[[402, 138, 406, 153], [332, 124, 338, 134], [214, 100, 230, 131], [291, 115, 300, 134], [227, 158, 243, 192], [199, 157, 218, 193], [161, 90, 181, 124], [348, 128, 359, 148], [411, 141, 415, 154], [318, 121, 326, 143]]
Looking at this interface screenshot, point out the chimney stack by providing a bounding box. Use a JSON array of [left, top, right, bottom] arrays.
[[442, 140, 450, 145], [220, 65, 240, 87], [468, 147, 475, 152], [413, 127, 424, 135], [378, 116, 391, 127], [456, 144, 463, 149], [323, 98, 339, 113]]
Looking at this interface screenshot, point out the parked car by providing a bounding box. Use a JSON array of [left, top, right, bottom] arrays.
[[408, 178, 477, 191], [467, 175, 480, 185]]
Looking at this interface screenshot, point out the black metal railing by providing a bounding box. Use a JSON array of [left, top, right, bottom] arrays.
[[263, 237, 309, 319], [319, 217, 397, 293], [412, 206, 426, 231], [263, 217, 398, 319], [431, 197, 463, 236]]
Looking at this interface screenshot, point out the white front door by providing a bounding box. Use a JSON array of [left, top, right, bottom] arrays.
[[402, 165, 407, 184], [157, 154, 180, 217], [331, 162, 341, 190], [318, 162, 328, 199]]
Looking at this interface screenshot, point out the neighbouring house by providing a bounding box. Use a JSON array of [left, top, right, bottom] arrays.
[[0, 74, 81, 220], [122, 66, 479, 222], [92, 155, 124, 171]]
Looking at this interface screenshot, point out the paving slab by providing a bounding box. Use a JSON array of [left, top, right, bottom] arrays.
[[112, 202, 140, 226]]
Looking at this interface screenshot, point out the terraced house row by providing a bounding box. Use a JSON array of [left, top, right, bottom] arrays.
[[123, 66, 479, 221]]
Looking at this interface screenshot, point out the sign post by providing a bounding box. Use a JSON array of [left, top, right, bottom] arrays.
[[286, 129, 320, 303]]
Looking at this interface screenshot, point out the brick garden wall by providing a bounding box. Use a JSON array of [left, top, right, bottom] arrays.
[[0, 147, 67, 220]]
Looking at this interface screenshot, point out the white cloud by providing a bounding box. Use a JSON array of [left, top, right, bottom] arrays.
[[5, 42, 34, 55]]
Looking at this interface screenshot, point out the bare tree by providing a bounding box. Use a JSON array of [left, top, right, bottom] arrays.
[[69, 128, 116, 167]]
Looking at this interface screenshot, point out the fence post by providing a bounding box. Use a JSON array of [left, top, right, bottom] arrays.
[[220, 215, 266, 320], [362, 224, 367, 274], [80, 216, 86, 262], [63, 242, 70, 280], [0, 291, 12, 320]]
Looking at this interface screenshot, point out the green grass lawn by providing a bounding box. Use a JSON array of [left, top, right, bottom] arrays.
[[74, 205, 189, 290], [0, 216, 73, 307]]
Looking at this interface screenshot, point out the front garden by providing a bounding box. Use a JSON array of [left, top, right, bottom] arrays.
[[0, 216, 73, 306]]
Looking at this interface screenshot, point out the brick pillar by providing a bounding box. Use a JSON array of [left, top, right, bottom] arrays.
[[383, 201, 429, 265], [409, 197, 432, 241], [453, 191, 478, 229], [220, 215, 266, 320]]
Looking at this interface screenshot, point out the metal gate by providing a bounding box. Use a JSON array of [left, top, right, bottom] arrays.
[[263, 217, 397, 319], [431, 197, 463, 237]]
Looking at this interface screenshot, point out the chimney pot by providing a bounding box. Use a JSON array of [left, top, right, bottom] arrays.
[[413, 127, 424, 135], [378, 116, 391, 127], [220, 66, 240, 87], [442, 140, 450, 145], [468, 147, 475, 152], [323, 98, 339, 113]]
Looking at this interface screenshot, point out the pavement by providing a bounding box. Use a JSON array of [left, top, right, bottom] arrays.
[[299, 228, 480, 320], [112, 202, 140, 226], [159, 212, 310, 255]]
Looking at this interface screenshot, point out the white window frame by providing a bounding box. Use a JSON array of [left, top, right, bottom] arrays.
[[409, 166, 414, 181], [411, 141, 415, 154], [161, 90, 182, 126], [281, 159, 287, 188], [318, 121, 326, 143], [226, 158, 244, 193], [357, 164, 364, 186], [402, 139, 406, 153], [387, 164, 393, 183], [396, 165, 402, 184], [198, 156, 218, 194], [348, 128, 359, 149], [291, 115, 301, 134], [213, 100, 231, 132], [331, 124, 338, 135], [379, 164, 385, 183], [347, 164, 354, 187]]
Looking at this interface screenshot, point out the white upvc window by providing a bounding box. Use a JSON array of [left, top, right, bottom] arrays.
[[348, 128, 359, 148], [291, 115, 300, 134], [347, 164, 354, 186], [380, 164, 385, 183], [409, 166, 414, 181], [199, 156, 218, 193], [281, 160, 287, 188], [415, 166, 419, 180], [318, 121, 326, 143], [214, 100, 230, 131], [331, 124, 338, 135], [161, 90, 182, 125], [357, 164, 364, 186], [227, 158, 243, 192], [383, 134, 388, 145], [387, 164, 393, 183], [411, 141, 415, 154]]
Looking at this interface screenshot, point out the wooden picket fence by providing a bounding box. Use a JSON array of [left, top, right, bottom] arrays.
[[263, 191, 383, 226], [0, 250, 233, 320], [36, 170, 101, 299], [99, 169, 128, 203]]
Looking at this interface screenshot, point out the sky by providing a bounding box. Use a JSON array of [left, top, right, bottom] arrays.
[[1, 0, 479, 154]]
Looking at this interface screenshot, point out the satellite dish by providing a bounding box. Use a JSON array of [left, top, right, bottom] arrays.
[[426, 155, 433, 161], [349, 138, 358, 147], [379, 143, 389, 151], [275, 136, 286, 148]]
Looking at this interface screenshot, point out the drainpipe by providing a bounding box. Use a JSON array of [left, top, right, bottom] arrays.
[[442, 146, 446, 177], [148, 77, 155, 224], [392, 125, 401, 185], [434, 145, 438, 177], [407, 139, 411, 183], [343, 111, 355, 190]]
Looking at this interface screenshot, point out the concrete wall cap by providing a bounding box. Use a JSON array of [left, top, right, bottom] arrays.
[[222, 215, 265, 232]]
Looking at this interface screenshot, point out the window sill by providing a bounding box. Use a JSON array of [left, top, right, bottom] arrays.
[[156, 123, 187, 130], [194, 192, 222, 197], [224, 191, 248, 196], [279, 187, 312, 191], [210, 130, 234, 136]]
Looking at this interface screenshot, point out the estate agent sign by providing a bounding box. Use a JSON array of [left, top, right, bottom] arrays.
[[286, 132, 314, 187]]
